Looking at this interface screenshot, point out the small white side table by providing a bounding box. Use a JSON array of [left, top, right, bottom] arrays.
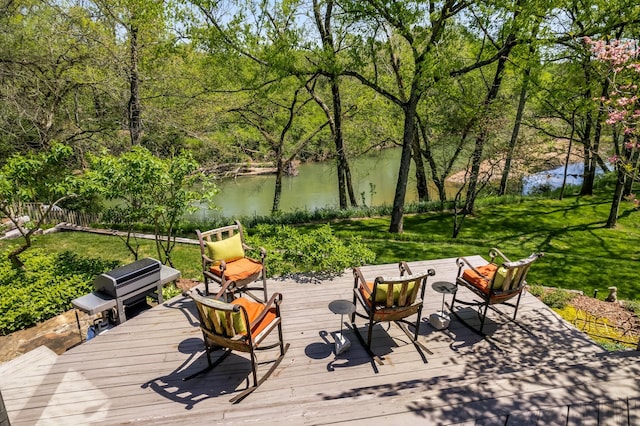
[[328, 299, 356, 355], [430, 281, 457, 330]]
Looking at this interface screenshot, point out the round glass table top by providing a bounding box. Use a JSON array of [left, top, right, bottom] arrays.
[[328, 299, 356, 315], [431, 281, 457, 294]]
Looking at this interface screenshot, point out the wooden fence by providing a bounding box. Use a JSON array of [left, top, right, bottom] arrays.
[[7, 203, 101, 228]]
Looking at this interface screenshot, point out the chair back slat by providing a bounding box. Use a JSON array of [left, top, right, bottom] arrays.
[[190, 292, 248, 339], [492, 253, 539, 293], [372, 271, 431, 308]]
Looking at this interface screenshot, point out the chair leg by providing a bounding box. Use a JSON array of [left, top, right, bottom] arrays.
[[229, 342, 290, 404], [262, 273, 268, 303], [512, 291, 523, 320], [479, 302, 490, 334], [183, 347, 232, 381]]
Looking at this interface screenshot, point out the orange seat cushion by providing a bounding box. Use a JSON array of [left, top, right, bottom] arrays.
[[461, 263, 498, 295], [210, 257, 263, 282], [232, 297, 277, 339]]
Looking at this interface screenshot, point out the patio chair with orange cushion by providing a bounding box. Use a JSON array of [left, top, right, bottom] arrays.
[[450, 248, 544, 334], [352, 262, 436, 364], [196, 221, 268, 302], [183, 289, 289, 403]]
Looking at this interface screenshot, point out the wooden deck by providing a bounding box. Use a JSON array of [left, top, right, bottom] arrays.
[[2, 256, 640, 425]]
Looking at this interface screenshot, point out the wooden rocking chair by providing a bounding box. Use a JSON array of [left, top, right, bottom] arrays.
[[196, 220, 268, 302], [351, 262, 436, 364], [183, 290, 289, 403], [450, 248, 543, 334]]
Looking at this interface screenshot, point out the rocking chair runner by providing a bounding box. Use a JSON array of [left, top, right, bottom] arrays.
[[450, 248, 544, 334], [351, 262, 436, 364], [184, 290, 289, 404], [196, 220, 268, 302]]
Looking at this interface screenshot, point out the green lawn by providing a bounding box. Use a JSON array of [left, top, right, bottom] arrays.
[[2, 188, 639, 302], [299, 192, 640, 301]]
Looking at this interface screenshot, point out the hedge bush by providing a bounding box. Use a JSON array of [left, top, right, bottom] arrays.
[[0, 248, 119, 335], [246, 224, 376, 277]]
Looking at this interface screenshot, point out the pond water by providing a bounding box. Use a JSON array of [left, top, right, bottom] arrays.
[[192, 148, 459, 220], [522, 162, 607, 195], [191, 150, 601, 220]]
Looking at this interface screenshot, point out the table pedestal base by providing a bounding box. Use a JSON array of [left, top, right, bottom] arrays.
[[333, 332, 351, 355], [429, 311, 451, 330]]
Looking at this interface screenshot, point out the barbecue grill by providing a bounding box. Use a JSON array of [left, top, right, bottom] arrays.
[[93, 257, 162, 323], [71, 258, 181, 340]]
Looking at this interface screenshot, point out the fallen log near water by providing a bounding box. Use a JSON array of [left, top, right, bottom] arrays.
[[201, 161, 299, 178]]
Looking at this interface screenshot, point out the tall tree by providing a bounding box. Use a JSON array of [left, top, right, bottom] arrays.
[[587, 37, 640, 228], [341, 0, 472, 232], [230, 80, 329, 214], [90, 0, 168, 147], [309, 0, 358, 208], [0, 1, 113, 157]]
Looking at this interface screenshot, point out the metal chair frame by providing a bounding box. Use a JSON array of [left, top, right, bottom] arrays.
[[351, 261, 436, 365], [184, 290, 289, 403], [450, 248, 544, 335], [196, 220, 268, 302]]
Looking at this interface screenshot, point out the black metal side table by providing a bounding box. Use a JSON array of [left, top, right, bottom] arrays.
[[328, 299, 356, 354], [430, 281, 457, 330]]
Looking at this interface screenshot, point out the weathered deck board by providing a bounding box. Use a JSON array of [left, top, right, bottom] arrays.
[[2, 256, 639, 425]]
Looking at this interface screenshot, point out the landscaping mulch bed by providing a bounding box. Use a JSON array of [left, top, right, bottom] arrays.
[[568, 295, 640, 341]]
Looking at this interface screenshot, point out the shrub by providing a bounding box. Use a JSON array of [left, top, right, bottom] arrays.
[[527, 284, 545, 298], [0, 248, 119, 334], [246, 224, 376, 277], [624, 299, 640, 314], [540, 288, 578, 309]]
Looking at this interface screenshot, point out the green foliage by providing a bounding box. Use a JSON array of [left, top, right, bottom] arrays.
[[527, 285, 545, 298], [0, 143, 80, 264], [246, 224, 376, 276], [540, 288, 578, 309], [624, 300, 640, 314], [554, 305, 638, 350], [88, 146, 217, 263], [0, 248, 119, 335]]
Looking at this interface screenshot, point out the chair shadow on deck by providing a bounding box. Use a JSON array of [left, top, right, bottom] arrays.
[[141, 337, 251, 410], [306, 325, 407, 374]]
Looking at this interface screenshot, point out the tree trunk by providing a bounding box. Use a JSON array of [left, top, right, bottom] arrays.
[[464, 38, 513, 215], [412, 131, 429, 201], [128, 24, 142, 146], [499, 68, 529, 195], [332, 78, 350, 209], [271, 161, 283, 215], [389, 93, 419, 233], [272, 151, 284, 214], [560, 118, 575, 200], [579, 57, 595, 196], [606, 166, 626, 228]]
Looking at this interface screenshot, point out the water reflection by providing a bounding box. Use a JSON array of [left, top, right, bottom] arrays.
[[522, 162, 607, 195], [192, 149, 455, 219]]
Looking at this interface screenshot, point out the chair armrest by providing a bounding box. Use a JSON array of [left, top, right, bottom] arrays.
[[456, 256, 492, 280], [243, 244, 267, 262], [249, 292, 283, 329], [398, 261, 412, 276], [488, 247, 511, 264], [203, 254, 226, 272], [352, 266, 371, 295]]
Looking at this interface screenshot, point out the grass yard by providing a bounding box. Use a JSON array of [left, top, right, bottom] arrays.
[[1, 186, 639, 310], [299, 192, 640, 301]]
